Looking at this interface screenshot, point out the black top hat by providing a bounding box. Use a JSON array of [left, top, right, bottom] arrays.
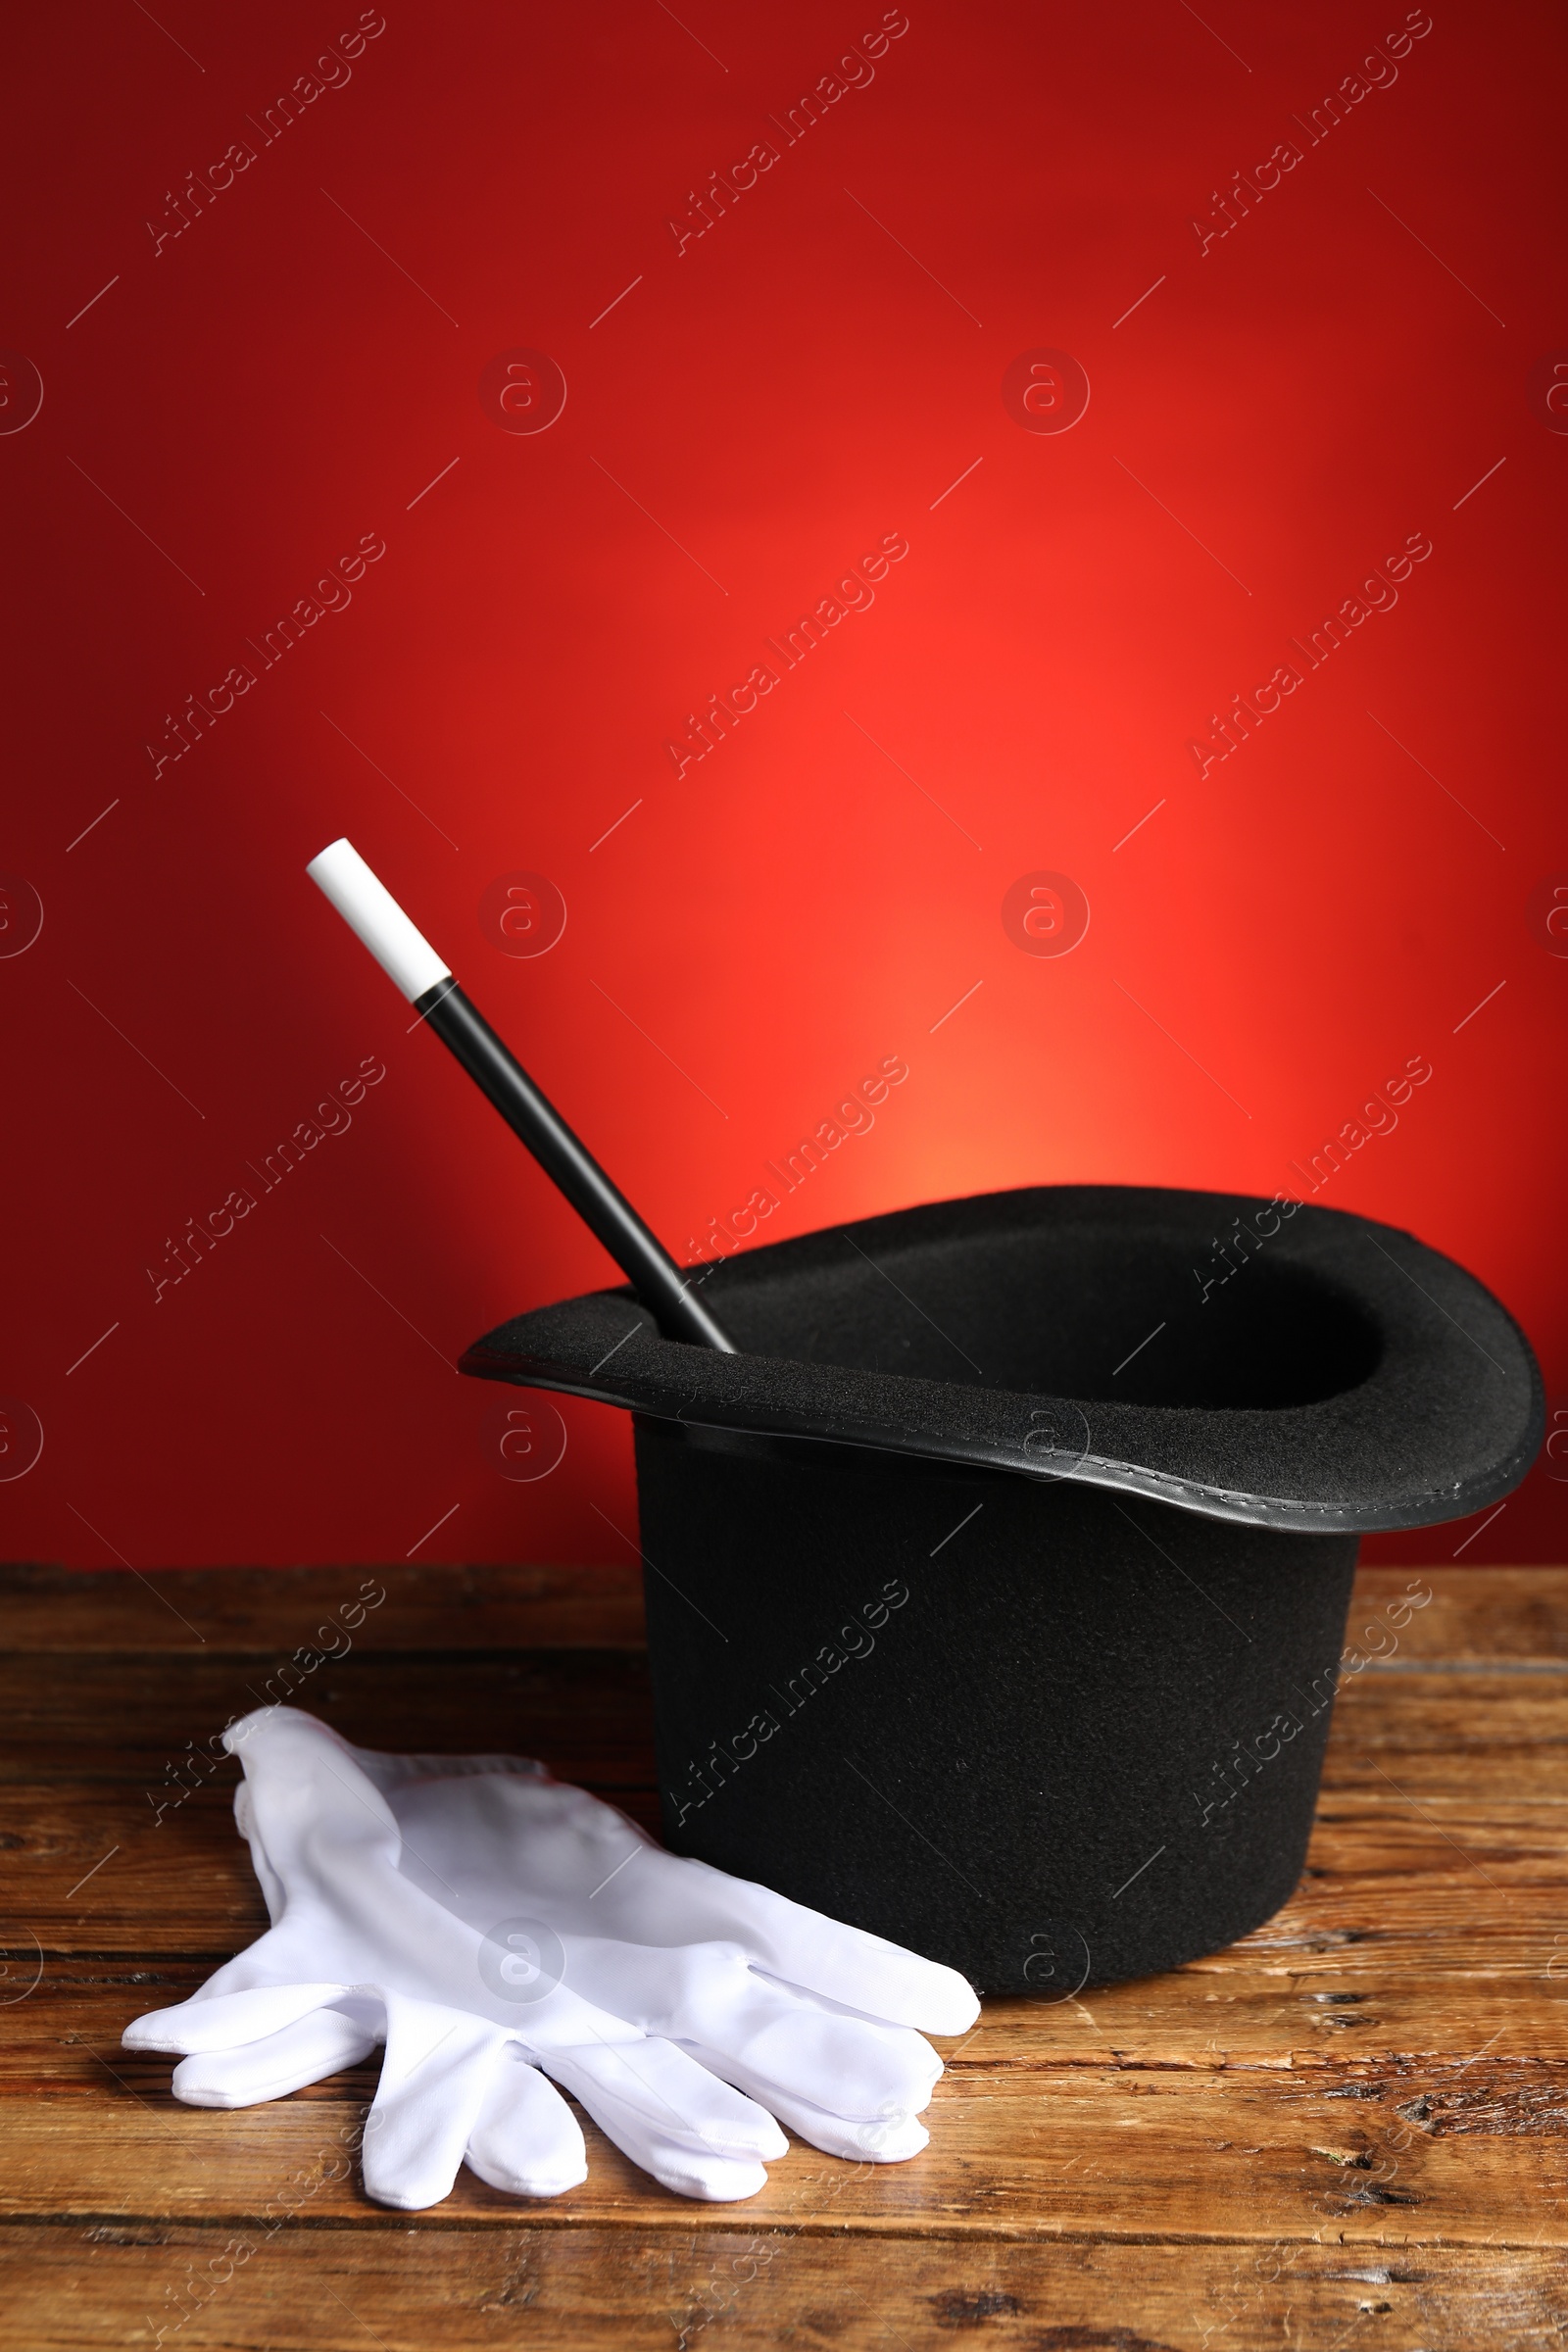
[[462, 1185, 1541, 1535], [462, 1188, 1540, 1993]]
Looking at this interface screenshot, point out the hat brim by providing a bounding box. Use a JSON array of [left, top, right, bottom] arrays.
[[460, 1186, 1542, 1535]]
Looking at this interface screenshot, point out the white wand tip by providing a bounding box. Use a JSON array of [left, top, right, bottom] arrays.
[[308, 839, 451, 1004]]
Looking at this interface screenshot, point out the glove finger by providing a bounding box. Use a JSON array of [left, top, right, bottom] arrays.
[[540, 2037, 787, 2164], [553, 2086, 769, 2202], [681, 2043, 930, 2162], [745, 1908, 979, 2036], [710, 1998, 942, 2122], [172, 2008, 377, 2108], [587, 1848, 980, 2035], [123, 1983, 350, 2056], [465, 2045, 587, 2199], [360, 2002, 505, 2212], [569, 1941, 943, 2124], [604, 2128, 767, 2203]]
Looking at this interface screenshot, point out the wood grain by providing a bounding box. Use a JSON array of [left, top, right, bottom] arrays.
[[8, 2056, 1568, 2242], [3, 1562, 1568, 2350], [11, 2225, 1568, 2351], [0, 1560, 647, 1651]]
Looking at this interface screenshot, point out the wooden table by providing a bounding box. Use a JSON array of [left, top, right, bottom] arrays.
[[3, 1560, 1566, 2348]]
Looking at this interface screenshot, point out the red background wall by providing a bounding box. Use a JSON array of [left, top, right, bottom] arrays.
[[3, 0, 1565, 1572]]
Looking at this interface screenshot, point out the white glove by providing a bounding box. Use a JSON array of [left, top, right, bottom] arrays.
[[123, 1707, 977, 2209]]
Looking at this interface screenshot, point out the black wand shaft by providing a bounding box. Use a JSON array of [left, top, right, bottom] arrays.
[[416, 977, 734, 1352]]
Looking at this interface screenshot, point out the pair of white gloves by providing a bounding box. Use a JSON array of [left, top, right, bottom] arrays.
[[124, 1707, 977, 2209]]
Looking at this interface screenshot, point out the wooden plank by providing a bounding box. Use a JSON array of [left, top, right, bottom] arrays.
[[0, 1561, 646, 1652], [959, 1975, 1568, 2068], [5, 2222, 1564, 2352], [1353, 1567, 1568, 1662], [4, 2061, 1568, 2245], [1325, 1666, 1568, 1797], [0, 1652, 659, 1786], [1, 1561, 1558, 1663]]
